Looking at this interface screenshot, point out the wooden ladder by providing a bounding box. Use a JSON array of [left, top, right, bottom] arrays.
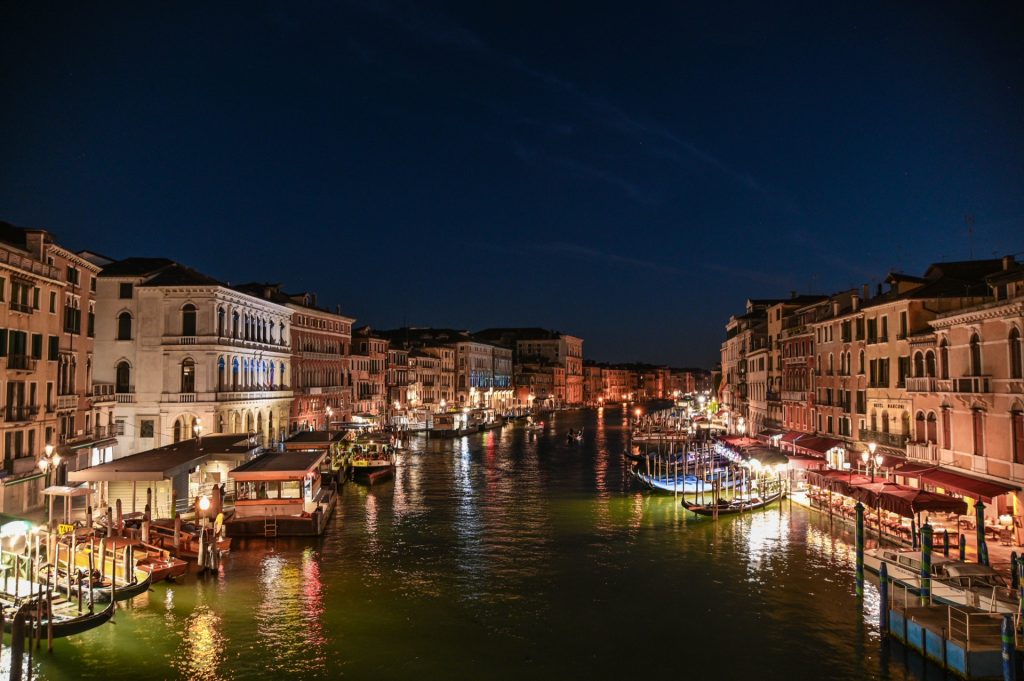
[[264, 514, 278, 538]]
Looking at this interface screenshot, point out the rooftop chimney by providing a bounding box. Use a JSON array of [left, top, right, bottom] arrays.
[[831, 300, 839, 316], [851, 293, 860, 311], [1003, 255, 1015, 271], [862, 283, 870, 300]]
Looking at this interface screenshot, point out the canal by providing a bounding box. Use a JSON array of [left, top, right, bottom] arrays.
[[29, 406, 936, 679]]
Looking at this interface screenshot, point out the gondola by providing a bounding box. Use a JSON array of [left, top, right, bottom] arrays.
[[682, 490, 786, 516], [1, 595, 116, 638]]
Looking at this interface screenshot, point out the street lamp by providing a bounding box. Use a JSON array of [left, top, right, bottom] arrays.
[[325, 406, 333, 433], [38, 444, 61, 485], [862, 442, 883, 482], [193, 417, 203, 445]]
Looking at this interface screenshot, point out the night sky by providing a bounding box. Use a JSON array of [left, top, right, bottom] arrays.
[[2, 2, 1022, 367]]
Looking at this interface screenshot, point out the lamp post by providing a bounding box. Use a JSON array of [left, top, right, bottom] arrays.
[[862, 442, 883, 482], [38, 444, 62, 525], [193, 417, 203, 446], [325, 406, 333, 433]]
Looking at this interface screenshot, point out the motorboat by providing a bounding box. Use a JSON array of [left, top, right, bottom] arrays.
[[863, 548, 1018, 614]]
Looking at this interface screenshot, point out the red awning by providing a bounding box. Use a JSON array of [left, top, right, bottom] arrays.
[[794, 436, 844, 455], [850, 481, 968, 518], [919, 469, 1018, 503], [891, 461, 937, 476], [780, 430, 806, 443], [720, 436, 758, 448]]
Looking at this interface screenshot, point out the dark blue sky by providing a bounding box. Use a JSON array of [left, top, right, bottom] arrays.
[[2, 2, 1022, 367]]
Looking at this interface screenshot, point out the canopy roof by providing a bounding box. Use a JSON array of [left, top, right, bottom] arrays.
[[68, 434, 259, 482], [230, 450, 326, 481]]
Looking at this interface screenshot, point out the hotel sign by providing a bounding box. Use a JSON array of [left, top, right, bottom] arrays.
[[870, 399, 911, 411]]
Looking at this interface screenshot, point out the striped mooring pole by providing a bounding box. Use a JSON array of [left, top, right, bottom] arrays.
[[977, 500, 988, 566], [959, 533, 967, 561], [1001, 613, 1016, 681], [879, 562, 890, 632], [920, 523, 933, 606], [943, 529, 950, 558], [855, 502, 865, 598]]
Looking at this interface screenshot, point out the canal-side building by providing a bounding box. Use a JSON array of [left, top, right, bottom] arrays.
[[352, 327, 389, 420], [0, 224, 68, 513], [859, 261, 1000, 464], [92, 258, 294, 458], [806, 290, 865, 462], [387, 345, 410, 418], [602, 365, 632, 401], [474, 328, 586, 406], [583, 362, 604, 404], [235, 285, 354, 432]]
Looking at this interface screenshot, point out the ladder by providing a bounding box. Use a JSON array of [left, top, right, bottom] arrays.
[[264, 514, 278, 538]]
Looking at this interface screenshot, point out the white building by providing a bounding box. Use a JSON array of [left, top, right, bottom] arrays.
[[90, 258, 294, 457]]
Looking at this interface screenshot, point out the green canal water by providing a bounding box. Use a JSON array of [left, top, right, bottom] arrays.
[[21, 407, 945, 679]]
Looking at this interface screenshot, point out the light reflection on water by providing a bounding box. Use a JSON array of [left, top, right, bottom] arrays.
[[32, 408, 942, 680]]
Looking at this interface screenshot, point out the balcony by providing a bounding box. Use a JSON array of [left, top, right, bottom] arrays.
[[906, 441, 938, 462], [5, 354, 38, 372], [216, 389, 293, 403], [858, 428, 907, 450], [937, 377, 991, 394], [115, 390, 136, 404], [91, 383, 116, 403], [9, 301, 33, 314], [3, 405, 38, 422], [906, 377, 937, 393], [781, 390, 807, 402], [56, 394, 78, 411]]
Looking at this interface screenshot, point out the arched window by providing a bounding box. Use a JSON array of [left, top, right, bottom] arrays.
[[217, 357, 226, 390], [173, 419, 181, 443], [925, 350, 936, 378], [280, 362, 286, 386], [881, 410, 890, 434], [913, 352, 924, 378], [232, 311, 240, 337], [1010, 328, 1022, 379], [828, 354, 834, 374], [181, 358, 195, 393], [939, 338, 950, 379], [182, 304, 197, 336], [269, 362, 275, 387], [117, 312, 132, 340], [232, 358, 240, 389], [115, 361, 131, 393], [870, 410, 878, 432], [217, 307, 226, 336], [858, 350, 865, 374], [279, 322, 285, 344], [926, 412, 938, 444], [970, 333, 983, 376], [915, 411, 926, 442], [900, 411, 910, 436]]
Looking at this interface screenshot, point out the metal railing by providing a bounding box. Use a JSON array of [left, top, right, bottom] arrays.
[[858, 428, 907, 449], [5, 354, 37, 371]]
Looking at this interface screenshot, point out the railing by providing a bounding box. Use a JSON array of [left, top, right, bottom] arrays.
[[3, 405, 37, 421], [179, 336, 197, 345], [5, 354, 37, 371], [115, 392, 136, 404], [0, 246, 61, 279], [906, 377, 937, 392], [178, 393, 197, 403], [56, 394, 78, 410], [781, 390, 807, 402], [906, 441, 938, 462], [216, 389, 293, 402], [9, 301, 33, 314], [858, 428, 906, 449]]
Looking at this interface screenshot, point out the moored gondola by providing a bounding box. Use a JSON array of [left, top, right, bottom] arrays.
[[682, 490, 786, 516]]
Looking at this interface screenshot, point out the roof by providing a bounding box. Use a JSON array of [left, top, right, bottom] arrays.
[[96, 257, 176, 278], [67, 435, 259, 482], [141, 263, 223, 287], [230, 449, 326, 480], [285, 431, 345, 448]]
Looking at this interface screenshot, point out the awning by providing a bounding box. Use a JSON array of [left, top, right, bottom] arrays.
[[720, 436, 758, 448], [850, 481, 967, 517], [891, 461, 936, 476], [42, 485, 93, 498], [780, 431, 805, 443], [793, 436, 844, 455], [919, 469, 1018, 503], [743, 446, 789, 466], [786, 453, 828, 470]]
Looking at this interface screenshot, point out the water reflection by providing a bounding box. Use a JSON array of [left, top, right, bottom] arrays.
[[36, 408, 927, 681]]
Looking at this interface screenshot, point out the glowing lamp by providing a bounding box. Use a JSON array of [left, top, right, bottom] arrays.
[[199, 495, 211, 512]]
